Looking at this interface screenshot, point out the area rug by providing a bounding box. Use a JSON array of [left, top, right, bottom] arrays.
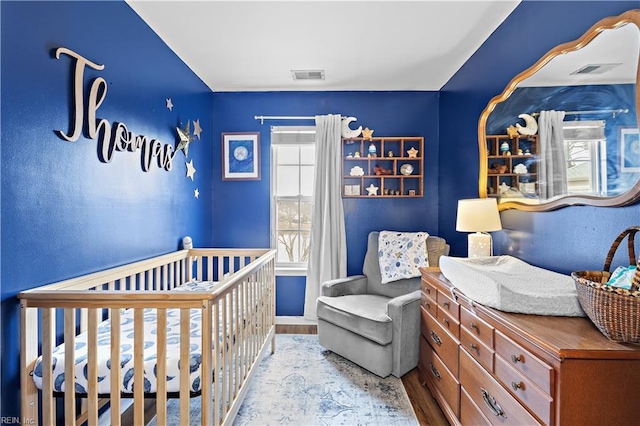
[[157, 334, 418, 425]]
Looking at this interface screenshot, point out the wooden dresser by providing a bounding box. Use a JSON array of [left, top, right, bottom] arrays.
[[418, 268, 640, 425]]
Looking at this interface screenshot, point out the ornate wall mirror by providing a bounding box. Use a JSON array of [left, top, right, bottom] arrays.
[[478, 10, 640, 211]]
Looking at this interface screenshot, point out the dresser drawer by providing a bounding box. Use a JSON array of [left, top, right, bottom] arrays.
[[420, 335, 460, 418], [421, 278, 437, 298], [421, 292, 437, 318], [437, 306, 460, 339], [460, 326, 494, 373], [460, 306, 494, 348], [495, 331, 552, 394], [460, 349, 540, 425], [460, 387, 491, 426], [437, 289, 460, 321], [421, 307, 459, 376], [495, 354, 552, 425]]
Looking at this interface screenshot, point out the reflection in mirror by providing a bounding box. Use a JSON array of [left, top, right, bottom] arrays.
[[479, 10, 640, 211]]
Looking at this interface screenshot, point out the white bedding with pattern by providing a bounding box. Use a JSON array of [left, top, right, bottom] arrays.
[[32, 280, 232, 395]]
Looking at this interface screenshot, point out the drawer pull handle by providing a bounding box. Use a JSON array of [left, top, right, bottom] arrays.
[[430, 330, 442, 346], [481, 388, 506, 418], [442, 318, 449, 326], [443, 301, 450, 308], [429, 363, 441, 380], [511, 354, 523, 364], [511, 381, 523, 391], [425, 288, 431, 294], [470, 322, 479, 331], [470, 343, 479, 353], [424, 302, 430, 309]]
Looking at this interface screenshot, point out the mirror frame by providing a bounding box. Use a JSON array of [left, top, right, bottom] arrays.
[[478, 9, 640, 211]]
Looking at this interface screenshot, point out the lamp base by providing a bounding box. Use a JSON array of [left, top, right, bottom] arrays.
[[468, 232, 492, 257]]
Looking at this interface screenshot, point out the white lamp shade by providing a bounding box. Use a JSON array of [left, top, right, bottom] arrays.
[[456, 198, 502, 232]]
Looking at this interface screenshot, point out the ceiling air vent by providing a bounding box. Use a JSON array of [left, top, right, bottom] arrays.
[[570, 63, 621, 75], [291, 70, 325, 81]]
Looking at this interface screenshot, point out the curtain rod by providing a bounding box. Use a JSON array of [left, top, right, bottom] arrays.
[[254, 115, 346, 124], [530, 108, 629, 117]]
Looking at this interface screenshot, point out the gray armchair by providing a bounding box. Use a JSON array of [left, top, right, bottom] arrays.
[[316, 231, 449, 378]]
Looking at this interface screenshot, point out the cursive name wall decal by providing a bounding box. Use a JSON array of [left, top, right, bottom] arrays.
[[55, 47, 175, 172]]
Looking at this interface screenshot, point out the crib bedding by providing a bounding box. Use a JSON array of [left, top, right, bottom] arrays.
[[32, 279, 243, 395]]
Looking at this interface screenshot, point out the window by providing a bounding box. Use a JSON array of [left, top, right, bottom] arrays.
[[563, 121, 607, 196], [271, 126, 316, 271]]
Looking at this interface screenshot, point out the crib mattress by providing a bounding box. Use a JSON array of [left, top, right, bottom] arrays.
[[32, 280, 236, 395]]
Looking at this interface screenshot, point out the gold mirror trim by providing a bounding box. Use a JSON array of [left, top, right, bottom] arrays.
[[478, 9, 640, 212]]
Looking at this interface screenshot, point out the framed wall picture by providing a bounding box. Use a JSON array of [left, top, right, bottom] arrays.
[[620, 127, 640, 172], [222, 132, 260, 180]]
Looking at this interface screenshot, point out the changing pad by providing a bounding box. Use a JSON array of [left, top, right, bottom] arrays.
[[439, 255, 585, 316]]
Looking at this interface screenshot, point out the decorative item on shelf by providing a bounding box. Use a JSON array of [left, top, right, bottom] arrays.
[[366, 183, 379, 196], [500, 141, 510, 155], [387, 150, 394, 158], [400, 163, 414, 176], [347, 152, 353, 158], [406, 147, 419, 158], [384, 189, 390, 196], [490, 163, 508, 174], [456, 198, 502, 257], [374, 164, 393, 175], [517, 148, 523, 155], [344, 184, 360, 196], [368, 143, 377, 157], [513, 163, 528, 174], [394, 190, 400, 195], [525, 149, 531, 155], [499, 182, 511, 194], [349, 166, 364, 176], [408, 189, 416, 196], [341, 116, 363, 138], [515, 113, 538, 135], [354, 151, 361, 158], [506, 125, 519, 139], [362, 127, 374, 140]]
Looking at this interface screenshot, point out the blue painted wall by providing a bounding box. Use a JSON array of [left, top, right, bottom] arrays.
[[1, 1, 213, 416], [440, 1, 640, 273]]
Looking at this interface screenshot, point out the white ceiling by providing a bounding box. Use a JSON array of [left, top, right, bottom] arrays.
[[126, 0, 521, 92]]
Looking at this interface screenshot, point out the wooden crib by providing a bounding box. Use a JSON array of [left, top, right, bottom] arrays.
[[19, 247, 276, 426]]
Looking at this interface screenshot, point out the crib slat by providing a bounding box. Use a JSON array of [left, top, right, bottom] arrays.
[[201, 302, 213, 426], [64, 308, 77, 426], [42, 308, 55, 425], [87, 308, 99, 425], [156, 308, 168, 426], [180, 308, 190, 423], [133, 308, 144, 425], [208, 256, 214, 281], [110, 308, 122, 426], [197, 256, 203, 281], [213, 301, 220, 426], [235, 287, 241, 396], [221, 296, 228, 419]]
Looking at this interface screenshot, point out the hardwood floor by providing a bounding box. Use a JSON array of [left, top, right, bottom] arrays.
[[277, 325, 449, 426]]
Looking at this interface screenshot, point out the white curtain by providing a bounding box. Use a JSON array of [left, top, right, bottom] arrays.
[[304, 114, 347, 320], [538, 110, 568, 199]]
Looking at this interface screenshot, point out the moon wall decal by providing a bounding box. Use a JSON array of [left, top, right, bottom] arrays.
[[341, 116, 363, 138], [515, 113, 538, 135]]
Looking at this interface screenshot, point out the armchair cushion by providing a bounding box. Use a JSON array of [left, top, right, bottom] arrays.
[[317, 294, 392, 345], [321, 275, 367, 297]]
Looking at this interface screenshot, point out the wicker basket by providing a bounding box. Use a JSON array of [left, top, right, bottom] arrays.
[[571, 226, 640, 344]]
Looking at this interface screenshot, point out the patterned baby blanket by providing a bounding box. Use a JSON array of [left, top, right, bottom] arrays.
[[378, 231, 429, 284]]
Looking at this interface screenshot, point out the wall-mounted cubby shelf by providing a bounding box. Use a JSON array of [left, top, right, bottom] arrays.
[[342, 137, 424, 198], [485, 134, 539, 198]]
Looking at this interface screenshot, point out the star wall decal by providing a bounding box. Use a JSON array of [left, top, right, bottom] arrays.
[[166, 98, 173, 111], [366, 183, 379, 196], [176, 120, 195, 157], [407, 147, 419, 158], [362, 127, 374, 140], [193, 118, 202, 140], [194, 188, 199, 199], [186, 159, 196, 181]]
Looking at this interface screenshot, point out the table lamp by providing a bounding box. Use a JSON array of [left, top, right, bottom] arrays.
[[456, 198, 502, 257]]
